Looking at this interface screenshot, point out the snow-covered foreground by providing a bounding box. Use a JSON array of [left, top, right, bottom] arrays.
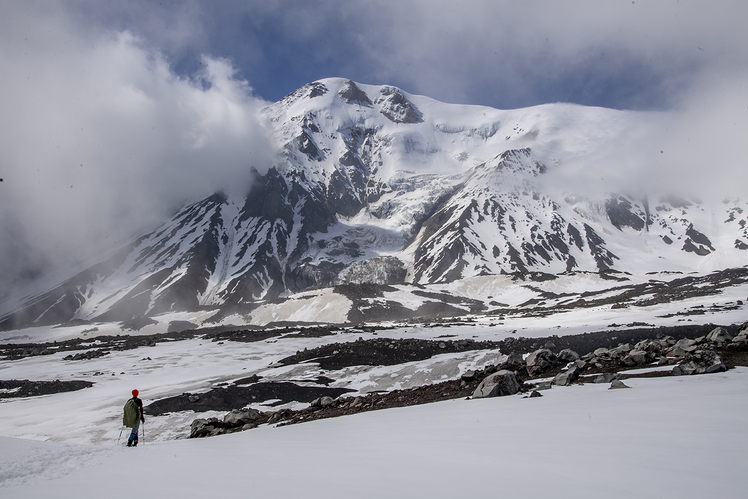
[[2, 367, 747, 498]]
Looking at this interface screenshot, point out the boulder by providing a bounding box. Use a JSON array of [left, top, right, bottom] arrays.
[[310, 396, 335, 408], [525, 349, 558, 376], [706, 327, 733, 345], [732, 330, 748, 344], [608, 343, 632, 360], [621, 349, 649, 367], [593, 373, 617, 384], [609, 380, 631, 389], [558, 349, 580, 362], [535, 381, 553, 391], [667, 338, 697, 357], [552, 365, 580, 386], [500, 352, 526, 370], [472, 370, 521, 398], [190, 418, 220, 438], [223, 408, 262, 426]]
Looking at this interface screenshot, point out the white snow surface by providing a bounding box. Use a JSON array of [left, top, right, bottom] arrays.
[[1, 368, 746, 498]]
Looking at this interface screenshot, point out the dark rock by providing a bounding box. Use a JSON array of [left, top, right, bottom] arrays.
[[500, 352, 525, 370], [609, 380, 631, 389], [552, 365, 580, 386], [472, 370, 520, 398], [593, 373, 617, 384], [706, 327, 733, 345], [525, 349, 558, 376], [528, 390, 543, 398], [558, 348, 580, 362]]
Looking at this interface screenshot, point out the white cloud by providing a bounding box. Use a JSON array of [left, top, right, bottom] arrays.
[[0, 4, 276, 296]]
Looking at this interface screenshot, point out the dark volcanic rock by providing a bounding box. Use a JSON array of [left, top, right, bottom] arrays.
[[0, 379, 93, 399], [145, 382, 355, 416], [278, 337, 500, 371]]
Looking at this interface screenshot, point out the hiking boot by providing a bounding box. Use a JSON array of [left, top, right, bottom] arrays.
[[126, 440, 132, 447]]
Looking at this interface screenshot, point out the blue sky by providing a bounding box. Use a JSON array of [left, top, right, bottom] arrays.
[[0, 0, 746, 295], [66, 0, 745, 110]]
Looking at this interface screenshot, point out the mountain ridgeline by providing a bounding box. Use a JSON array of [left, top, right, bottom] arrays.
[[2, 79, 747, 329]]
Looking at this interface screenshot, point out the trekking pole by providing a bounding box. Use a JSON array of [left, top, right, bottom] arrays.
[[117, 425, 124, 445], [142, 420, 145, 445]]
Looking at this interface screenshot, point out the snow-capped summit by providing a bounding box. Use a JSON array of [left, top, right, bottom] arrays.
[[2, 79, 746, 329]]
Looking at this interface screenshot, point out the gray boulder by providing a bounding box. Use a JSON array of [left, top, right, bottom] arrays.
[[706, 327, 733, 345], [311, 396, 335, 408], [525, 349, 558, 376], [190, 418, 218, 438], [553, 365, 580, 386], [224, 408, 262, 426], [621, 349, 649, 367], [593, 373, 617, 384], [608, 343, 632, 360], [609, 380, 631, 389], [500, 352, 526, 370], [472, 370, 521, 398], [558, 349, 580, 362]]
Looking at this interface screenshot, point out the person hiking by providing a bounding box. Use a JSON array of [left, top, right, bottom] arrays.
[[123, 389, 145, 447]]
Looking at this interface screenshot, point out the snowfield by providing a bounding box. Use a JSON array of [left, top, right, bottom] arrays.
[[1, 269, 747, 497], [2, 367, 746, 498]]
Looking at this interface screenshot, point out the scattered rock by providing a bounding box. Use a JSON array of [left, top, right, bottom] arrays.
[[311, 396, 335, 408], [558, 349, 580, 362], [673, 350, 726, 376], [500, 352, 526, 370], [552, 365, 580, 386], [528, 390, 543, 398], [223, 408, 262, 426], [593, 373, 617, 384], [609, 380, 631, 389], [525, 349, 558, 376], [621, 349, 649, 366], [472, 370, 520, 398], [706, 327, 733, 345]]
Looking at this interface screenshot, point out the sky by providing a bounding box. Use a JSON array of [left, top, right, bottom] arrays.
[[0, 0, 746, 299]]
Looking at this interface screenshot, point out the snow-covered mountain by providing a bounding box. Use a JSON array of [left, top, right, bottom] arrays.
[[2, 78, 747, 329]]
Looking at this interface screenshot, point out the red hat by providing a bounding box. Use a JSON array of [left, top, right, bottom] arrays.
[[132, 389, 139, 397]]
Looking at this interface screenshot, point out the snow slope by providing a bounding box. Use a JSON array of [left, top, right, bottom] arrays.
[[2, 368, 747, 498]]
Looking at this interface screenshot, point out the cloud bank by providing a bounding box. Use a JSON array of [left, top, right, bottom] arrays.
[[0, 1, 745, 302], [0, 4, 276, 298]]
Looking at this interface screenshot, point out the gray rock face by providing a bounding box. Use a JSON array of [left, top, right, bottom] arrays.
[[553, 365, 580, 386], [338, 80, 372, 105], [311, 396, 335, 408], [376, 86, 421, 123], [608, 343, 632, 360], [223, 408, 262, 426], [593, 373, 618, 384], [609, 380, 631, 389], [706, 327, 733, 345], [500, 352, 526, 370], [558, 349, 580, 362], [472, 370, 521, 398], [525, 349, 558, 376], [622, 349, 650, 366]]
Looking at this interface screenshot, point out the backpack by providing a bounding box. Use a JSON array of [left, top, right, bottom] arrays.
[[123, 399, 140, 427]]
